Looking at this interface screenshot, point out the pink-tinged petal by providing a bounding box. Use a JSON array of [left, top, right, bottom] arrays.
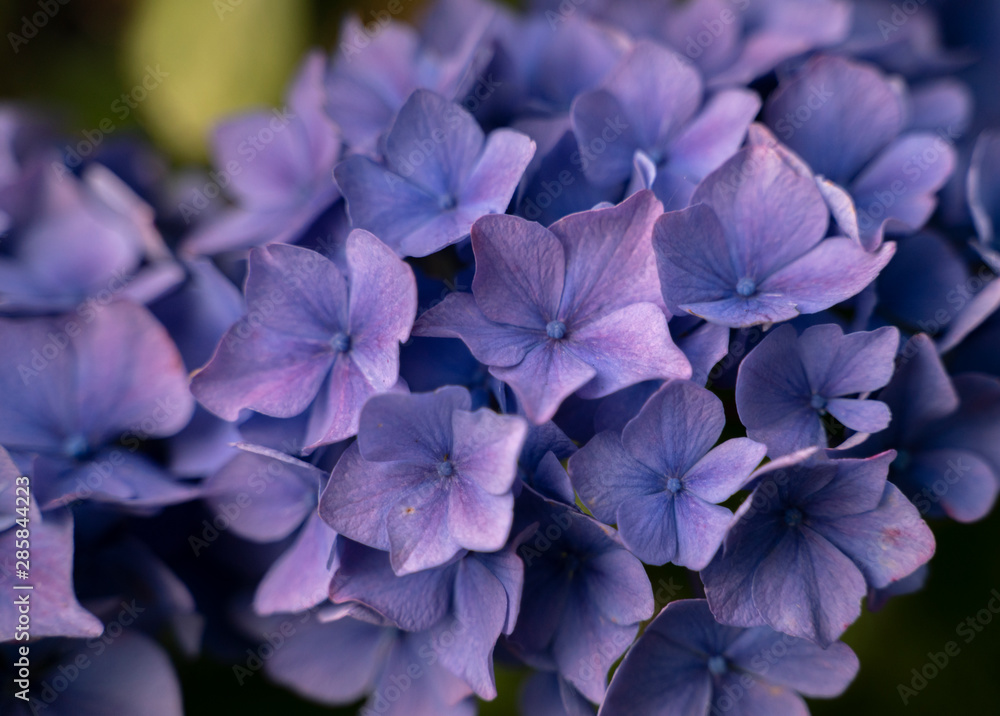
[[387, 487, 457, 575], [759, 238, 896, 314], [570, 303, 692, 399], [692, 145, 831, 280], [490, 343, 596, 424], [825, 398, 892, 434], [254, 511, 339, 615], [751, 528, 866, 646], [319, 443, 425, 551], [684, 438, 768, 503], [654, 203, 738, 316], [447, 478, 514, 553], [304, 356, 378, 447], [622, 380, 724, 476], [191, 243, 350, 420], [471, 213, 565, 328], [549, 190, 665, 321], [451, 409, 527, 495], [763, 55, 905, 184], [616, 492, 678, 565], [460, 128, 536, 209], [357, 386, 470, 463], [345, 229, 417, 390], [413, 292, 541, 367], [668, 88, 762, 180], [814, 483, 934, 590], [0, 503, 102, 640]]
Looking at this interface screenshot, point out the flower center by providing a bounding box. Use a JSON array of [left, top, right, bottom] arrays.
[[666, 477, 682, 494], [437, 460, 455, 478], [330, 332, 351, 353], [784, 507, 804, 527], [546, 320, 567, 340], [438, 193, 457, 210], [735, 277, 756, 297], [810, 393, 828, 412], [707, 655, 728, 676]]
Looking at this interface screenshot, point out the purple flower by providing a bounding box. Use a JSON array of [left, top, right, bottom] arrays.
[[764, 55, 956, 250], [507, 487, 654, 703], [569, 380, 766, 568], [654, 143, 896, 328], [191, 231, 416, 448], [702, 452, 935, 646], [335, 90, 535, 257], [415, 190, 692, 423], [0, 301, 195, 508], [329, 536, 524, 699], [326, 15, 488, 153], [599, 599, 859, 716], [181, 52, 342, 256], [0, 161, 180, 313], [735, 323, 899, 456], [851, 334, 1000, 522], [571, 39, 760, 210], [319, 386, 528, 575]]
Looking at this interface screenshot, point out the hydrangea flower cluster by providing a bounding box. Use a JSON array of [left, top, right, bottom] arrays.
[[2, 0, 1000, 714]]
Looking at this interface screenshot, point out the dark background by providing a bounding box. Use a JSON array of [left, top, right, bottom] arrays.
[[1, 0, 998, 713]]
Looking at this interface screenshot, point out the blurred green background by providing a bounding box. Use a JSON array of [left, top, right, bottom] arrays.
[[2, 0, 999, 714]]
